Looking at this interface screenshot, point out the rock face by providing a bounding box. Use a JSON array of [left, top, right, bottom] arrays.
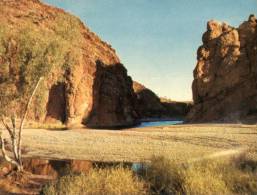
[[85, 61, 137, 128], [187, 15, 257, 123], [0, 0, 137, 128], [133, 81, 191, 119]]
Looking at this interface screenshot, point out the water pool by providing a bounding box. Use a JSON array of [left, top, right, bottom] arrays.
[[138, 120, 183, 127]]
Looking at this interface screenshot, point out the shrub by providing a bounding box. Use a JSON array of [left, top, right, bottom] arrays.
[[0, 25, 65, 116], [0, 11, 83, 119], [42, 154, 257, 195], [183, 160, 229, 195], [142, 155, 257, 195], [223, 153, 257, 194], [139, 156, 185, 195], [42, 166, 147, 195]]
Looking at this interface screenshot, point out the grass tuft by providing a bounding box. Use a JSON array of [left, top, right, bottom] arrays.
[[42, 166, 147, 195], [42, 152, 257, 195], [141, 154, 257, 195]]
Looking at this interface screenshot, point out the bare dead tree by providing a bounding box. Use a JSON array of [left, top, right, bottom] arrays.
[[0, 77, 43, 172]]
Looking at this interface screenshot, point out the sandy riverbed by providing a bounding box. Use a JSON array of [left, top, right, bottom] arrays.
[[2, 124, 257, 163]]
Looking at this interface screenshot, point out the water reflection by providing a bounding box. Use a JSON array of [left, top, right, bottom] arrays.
[[0, 159, 145, 178], [22, 159, 93, 178]]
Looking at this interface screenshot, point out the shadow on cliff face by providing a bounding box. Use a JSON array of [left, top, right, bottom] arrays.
[[41, 60, 138, 129], [83, 60, 138, 129], [45, 82, 67, 123]]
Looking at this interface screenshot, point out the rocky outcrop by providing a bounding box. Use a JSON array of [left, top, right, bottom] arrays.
[[85, 61, 137, 128], [133, 81, 191, 119], [0, 0, 137, 128], [187, 15, 257, 123]]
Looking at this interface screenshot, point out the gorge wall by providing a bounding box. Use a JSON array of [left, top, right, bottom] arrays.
[[0, 0, 137, 128], [133, 81, 191, 120], [187, 15, 257, 123]]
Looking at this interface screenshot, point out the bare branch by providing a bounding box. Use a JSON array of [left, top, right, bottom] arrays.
[[11, 115, 16, 134], [17, 77, 43, 161], [0, 115, 19, 163], [10, 115, 19, 161], [0, 116, 14, 139]]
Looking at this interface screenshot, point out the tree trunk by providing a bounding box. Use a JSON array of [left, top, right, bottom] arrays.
[[17, 77, 43, 169], [0, 136, 22, 171], [0, 77, 43, 172]]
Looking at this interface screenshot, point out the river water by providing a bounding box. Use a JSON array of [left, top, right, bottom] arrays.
[[138, 120, 183, 127]]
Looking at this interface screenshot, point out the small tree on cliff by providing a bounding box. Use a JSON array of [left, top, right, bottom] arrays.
[[0, 26, 66, 172]]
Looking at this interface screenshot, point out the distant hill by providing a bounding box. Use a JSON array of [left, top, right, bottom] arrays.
[[133, 81, 191, 120]]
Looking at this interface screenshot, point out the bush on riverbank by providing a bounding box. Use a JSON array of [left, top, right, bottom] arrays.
[[42, 154, 257, 195], [142, 154, 257, 195], [42, 166, 147, 195]]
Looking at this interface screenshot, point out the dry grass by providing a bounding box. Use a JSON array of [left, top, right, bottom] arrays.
[[41, 153, 257, 195], [141, 154, 257, 195], [42, 166, 147, 195], [139, 156, 185, 195], [1, 124, 256, 163], [1, 124, 256, 194]]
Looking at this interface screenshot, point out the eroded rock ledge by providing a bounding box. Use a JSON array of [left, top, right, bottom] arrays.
[[187, 15, 257, 123]]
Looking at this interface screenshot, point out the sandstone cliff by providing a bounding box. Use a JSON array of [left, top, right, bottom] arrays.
[[187, 15, 257, 123], [0, 0, 137, 128], [133, 81, 191, 119]]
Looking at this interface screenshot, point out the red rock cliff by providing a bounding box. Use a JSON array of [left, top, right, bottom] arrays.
[[0, 0, 137, 128], [187, 15, 257, 123]]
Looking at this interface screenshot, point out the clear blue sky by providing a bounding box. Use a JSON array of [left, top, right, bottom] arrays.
[[44, 0, 256, 101]]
